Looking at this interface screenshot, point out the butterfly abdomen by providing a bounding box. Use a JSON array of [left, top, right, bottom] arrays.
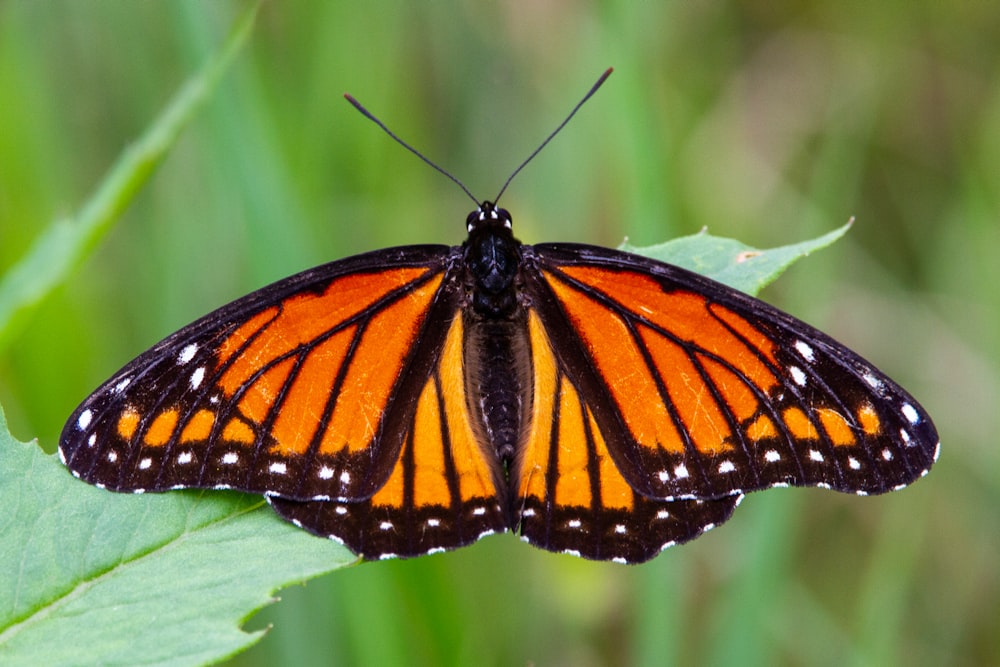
[[463, 315, 533, 467], [460, 203, 536, 471]]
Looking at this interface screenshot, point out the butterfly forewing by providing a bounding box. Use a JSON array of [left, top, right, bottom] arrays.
[[528, 244, 939, 502], [60, 247, 458, 502]]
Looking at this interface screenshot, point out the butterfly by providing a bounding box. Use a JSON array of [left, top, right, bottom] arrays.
[[59, 70, 938, 563]]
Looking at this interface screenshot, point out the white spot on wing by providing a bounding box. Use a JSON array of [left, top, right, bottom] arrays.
[[789, 366, 807, 386], [809, 449, 824, 462], [901, 403, 920, 424], [319, 466, 334, 479], [339, 471, 351, 484], [190, 367, 205, 390], [87, 434, 97, 448], [718, 460, 736, 474], [848, 456, 861, 470], [178, 344, 198, 365], [114, 378, 131, 393], [863, 373, 883, 390], [764, 449, 781, 462], [656, 509, 670, 520], [795, 340, 815, 362], [567, 519, 582, 528], [78, 409, 93, 431], [472, 507, 487, 516], [379, 521, 393, 530], [178, 451, 193, 464], [139, 457, 152, 470], [221, 452, 239, 465], [673, 463, 689, 479], [107, 450, 118, 463], [881, 448, 893, 461], [427, 518, 440, 527], [334, 505, 347, 515], [658, 470, 670, 482], [614, 524, 627, 534], [269, 462, 288, 474]]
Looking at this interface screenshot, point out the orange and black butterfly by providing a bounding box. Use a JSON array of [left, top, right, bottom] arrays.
[[60, 70, 938, 563]]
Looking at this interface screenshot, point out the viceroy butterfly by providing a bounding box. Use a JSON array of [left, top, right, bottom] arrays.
[[60, 69, 938, 563]]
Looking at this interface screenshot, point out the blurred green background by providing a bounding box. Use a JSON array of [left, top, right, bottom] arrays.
[[2, 2, 997, 665]]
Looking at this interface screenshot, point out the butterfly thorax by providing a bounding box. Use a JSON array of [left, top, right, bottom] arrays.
[[462, 202, 532, 469], [464, 202, 520, 318]]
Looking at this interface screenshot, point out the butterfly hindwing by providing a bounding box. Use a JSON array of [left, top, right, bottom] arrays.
[[515, 310, 741, 563], [526, 243, 939, 502], [269, 313, 508, 559], [60, 246, 460, 502]]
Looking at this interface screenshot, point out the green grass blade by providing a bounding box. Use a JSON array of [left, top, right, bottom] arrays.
[[0, 1, 261, 354]]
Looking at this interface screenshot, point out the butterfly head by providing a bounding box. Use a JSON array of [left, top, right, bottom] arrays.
[[467, 201, 513, 233]]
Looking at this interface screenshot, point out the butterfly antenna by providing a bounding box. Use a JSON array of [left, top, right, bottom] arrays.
[[344, 93, 480, 206], [494, 67, 613, 203]]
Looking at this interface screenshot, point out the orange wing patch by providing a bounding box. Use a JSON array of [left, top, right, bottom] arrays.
[[546, 267, 788, 459], [179, 409, 216, 443], [116, 408, 141, 441], [209, 269, 443, 458], [519, 310, 636, 512], [370, 315, 498, 510], [144, 408, 179, 447], [543, 272, 683, 452], [269, 313, 507, 560]]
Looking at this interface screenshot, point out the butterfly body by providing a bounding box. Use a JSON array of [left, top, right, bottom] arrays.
[[60, 201, 938, 563]]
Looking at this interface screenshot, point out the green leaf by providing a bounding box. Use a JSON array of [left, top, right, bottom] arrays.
[[0, 405, 354, 667], [0, 2, 260, 354], [621, 220, 852, 296]]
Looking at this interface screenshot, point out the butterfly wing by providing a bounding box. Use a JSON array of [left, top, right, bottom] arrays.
[[523, 243, 939, 503], [59, 246, 470, 504], [269, 313, 509, 559], [514, 308, 741, 563]]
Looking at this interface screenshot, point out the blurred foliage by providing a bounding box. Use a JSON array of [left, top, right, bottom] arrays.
[[1, 1, 997, 665]]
